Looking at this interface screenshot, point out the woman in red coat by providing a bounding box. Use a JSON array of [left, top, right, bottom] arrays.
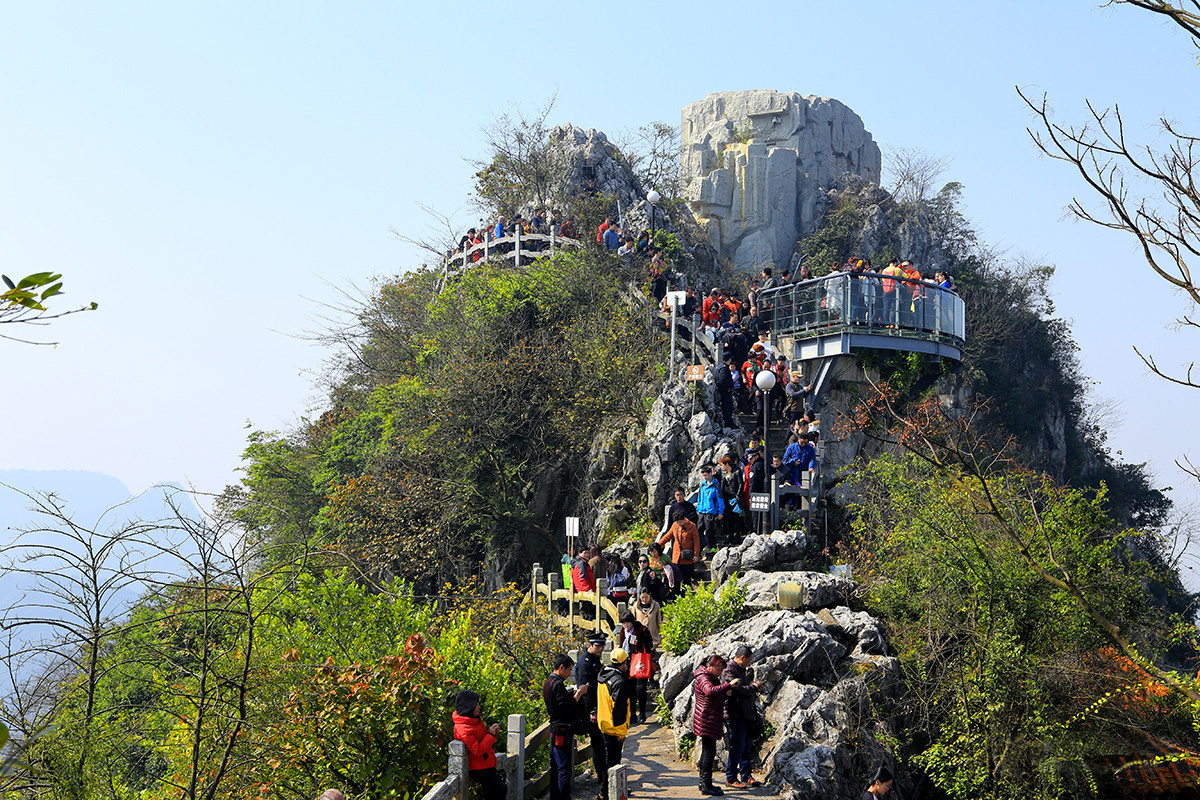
[[693, 655, 735, 796], [453, 690, 507, 800]]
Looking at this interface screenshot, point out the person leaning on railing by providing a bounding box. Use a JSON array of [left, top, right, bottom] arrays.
[[453, 690, 507, 800]]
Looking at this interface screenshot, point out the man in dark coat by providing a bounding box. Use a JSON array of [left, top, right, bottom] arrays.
[[715, 355, 736, 429], [692, 654, 735, 796], [544, 654, 588, 800], [573, 635, 607, 785], [722, 646, 765, 788]]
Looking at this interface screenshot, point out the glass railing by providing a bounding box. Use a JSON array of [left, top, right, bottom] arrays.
[[755, 272, 965, 344]]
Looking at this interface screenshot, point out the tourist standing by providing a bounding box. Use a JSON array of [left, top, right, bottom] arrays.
[[722, 645, 765, 788], [574, 634, 607, 785], [692, 655, 735, 796], [596, 649, 632, 800], [544, 654, 588, 800]]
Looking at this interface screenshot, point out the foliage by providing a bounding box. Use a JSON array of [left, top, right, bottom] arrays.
[[441, 579, 575, 691], [602, 516, 658, 549], [660, 576, 747, 655], [2, 272, 65, 311], [471, 95, 566, 217], [651, 230, 687, 268], [228, 247, 660, 589], [837, 390, 1200, 799], [619, 122, 682, 199], [253, 638, 453, 800], [1, 271, 97, 344], [798, 195, 864, 273]]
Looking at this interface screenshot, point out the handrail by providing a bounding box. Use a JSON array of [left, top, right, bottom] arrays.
[[524, 563, 626, 638], [420, 714, 602, 800], [756, 271, 966, 345], [438, 230, 585, 294]]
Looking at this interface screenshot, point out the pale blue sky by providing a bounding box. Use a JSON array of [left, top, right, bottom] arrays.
[[3, 2, 1197, 519]]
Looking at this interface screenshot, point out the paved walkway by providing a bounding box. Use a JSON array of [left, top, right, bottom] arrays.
[[572, 720, 773, 800]]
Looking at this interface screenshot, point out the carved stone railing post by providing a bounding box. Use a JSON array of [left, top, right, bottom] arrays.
[[449, 739, 469, 800], [507, 714, 526, 800]]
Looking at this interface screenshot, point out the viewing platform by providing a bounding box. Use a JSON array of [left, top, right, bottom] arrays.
[[757, 271, 966, 363]]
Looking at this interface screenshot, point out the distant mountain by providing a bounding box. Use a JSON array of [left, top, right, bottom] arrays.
[[0, 470, 198, 534], [0, 471, 203, 669]]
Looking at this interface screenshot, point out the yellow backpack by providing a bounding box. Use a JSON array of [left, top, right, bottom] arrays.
[[596, 672, 629, 738]]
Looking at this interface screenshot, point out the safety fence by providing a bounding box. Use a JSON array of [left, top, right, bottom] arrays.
[[418, 714, 628, 800], [526, 562, 629, 637], [757, 271, 966, 344]]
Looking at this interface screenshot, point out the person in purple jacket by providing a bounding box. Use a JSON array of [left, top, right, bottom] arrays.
[[692, 654, 735, 795]]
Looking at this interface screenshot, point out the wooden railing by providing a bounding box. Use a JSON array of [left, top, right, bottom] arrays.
[[526, 563, 628, 637], [419, 713, 628, 800]]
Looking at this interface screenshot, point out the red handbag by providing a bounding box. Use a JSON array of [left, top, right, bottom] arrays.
[[630, 651, 653, 679]]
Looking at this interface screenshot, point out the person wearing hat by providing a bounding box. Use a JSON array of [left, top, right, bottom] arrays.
[[574, 634, 608, 785], [596, 648, 632, 800], [785, 370, 814, 426], [693, 655, 736, 795], [452, 689, 507, 800]]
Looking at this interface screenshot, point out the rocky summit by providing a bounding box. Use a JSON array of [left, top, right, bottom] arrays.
[[682, 89, 882, 272]]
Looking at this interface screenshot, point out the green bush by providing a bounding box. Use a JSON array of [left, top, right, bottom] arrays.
[[660, 575, 747, 654]]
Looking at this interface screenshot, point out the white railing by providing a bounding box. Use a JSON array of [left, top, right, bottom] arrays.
[[439, 230, 585, 290], [418, 713, 629, 800]]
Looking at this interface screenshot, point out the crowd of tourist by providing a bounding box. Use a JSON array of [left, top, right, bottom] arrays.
[[448, 634, 891, 800]]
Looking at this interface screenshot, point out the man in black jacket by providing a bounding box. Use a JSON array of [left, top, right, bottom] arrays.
[[721, 645, 765, 788], [544, 654, 588, 800], [573, 635, 607, 787], [715, 355, 736, 429]]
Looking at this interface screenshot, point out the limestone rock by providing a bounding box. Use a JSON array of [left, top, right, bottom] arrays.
[[734, 569, 854, 611], [682, 90, 882, 272], [711, 530, 808, 583], [660, 609, 901, 800]]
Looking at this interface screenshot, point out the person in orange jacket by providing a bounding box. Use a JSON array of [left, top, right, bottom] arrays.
[[657, 509, 702, 585], [453, 690, 507, 800]]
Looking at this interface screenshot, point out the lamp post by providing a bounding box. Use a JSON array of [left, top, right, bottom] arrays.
[[647, 189, 661, 240], [755, 368, 777, 533]]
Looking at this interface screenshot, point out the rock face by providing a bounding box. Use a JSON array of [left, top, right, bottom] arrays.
[[546, 124, 649, 216], [682, 90, 882, 272], [659, 606, 900, 800], [710, 532, 808, 584], [640, 356, 747, 520]]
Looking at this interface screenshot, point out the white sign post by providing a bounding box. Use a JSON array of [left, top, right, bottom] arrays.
[[565, 516, 580, 636]]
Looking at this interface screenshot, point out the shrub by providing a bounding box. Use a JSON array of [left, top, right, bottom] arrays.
[[660, 575, 747, 654]]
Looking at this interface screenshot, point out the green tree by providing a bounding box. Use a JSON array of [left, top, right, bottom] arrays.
[[1, 272, 96, 345]]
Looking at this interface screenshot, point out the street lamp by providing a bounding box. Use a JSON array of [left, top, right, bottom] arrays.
[[647, 189, 661, 239], [755, 368, 777, 533]]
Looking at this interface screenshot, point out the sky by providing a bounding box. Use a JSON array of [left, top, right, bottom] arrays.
[[2, 2, 1197, 528]]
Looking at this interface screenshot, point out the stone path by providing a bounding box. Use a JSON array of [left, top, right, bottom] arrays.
[[572, 720, 773, 800]]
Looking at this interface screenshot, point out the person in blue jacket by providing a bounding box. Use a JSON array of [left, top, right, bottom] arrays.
[[695, 466, 726, 547], [782, 432, 817, 486]]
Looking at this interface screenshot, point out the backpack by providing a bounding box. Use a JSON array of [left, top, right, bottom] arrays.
[[596, 672, 628, 737]]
